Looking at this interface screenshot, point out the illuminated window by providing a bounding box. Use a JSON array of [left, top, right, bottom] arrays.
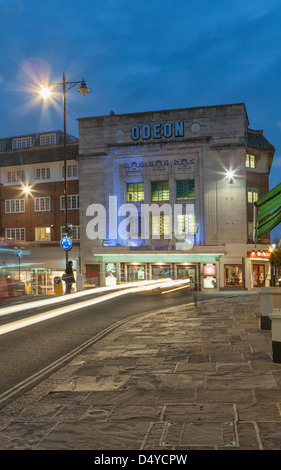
[[5, 228, 25, 241], [35, 227, 51, 241], [224, 265, 243, 287], [152, 214, 171, 237], [127, 183, 144, 202], [247, 188, 258, 203], [5, 199, 25, 213], [248, 222, 253, 237], [246, 153, 255, 168], [151, 181, 169, 201], [176, 214, 196, 236], [176, 180, 195, 199]]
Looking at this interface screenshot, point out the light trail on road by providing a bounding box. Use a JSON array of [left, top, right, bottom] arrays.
[[0, 279, 189, 335], [0, 279, 173, 317]]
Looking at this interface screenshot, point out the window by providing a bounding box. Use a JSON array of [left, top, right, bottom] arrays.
[[152, 265, 171, 279], [125, 214, 142, 238], [246, 153, 255, 168], [151, 181, 169, 201], [40, 133, 57, 146], [7, 170, 25, 183], [35, 167, 50, 180], [5, 228, 25, 241], [61, 164, 78, 178], [176, 214, 196, 236], [35, 227, 51, 241], [12, 137, 32, 149], [152, 214, 171, 237], [247, 188, 258, 203], [34, 197, 51, 212], [61, 225, 80, 240], [176, 180, 195, 199], [5, 199, 25, 213], [127, 183, 144, 202], [248, 222, 253, 238], [224, 265, 243, 287], [60, 195, 79, 210]]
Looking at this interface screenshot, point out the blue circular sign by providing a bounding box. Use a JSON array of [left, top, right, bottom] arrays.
[[60, 237, 72, 251]]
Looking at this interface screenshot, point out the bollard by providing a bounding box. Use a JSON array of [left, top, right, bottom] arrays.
[[76, 274, 84, 292], [269, 308, 281, 363], [260, 287, 281, 330]]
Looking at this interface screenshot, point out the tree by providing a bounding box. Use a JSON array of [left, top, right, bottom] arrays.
[[270, 248, 281, 268]]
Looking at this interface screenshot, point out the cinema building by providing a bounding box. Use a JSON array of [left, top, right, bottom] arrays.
[[78, 103, 275, 291]]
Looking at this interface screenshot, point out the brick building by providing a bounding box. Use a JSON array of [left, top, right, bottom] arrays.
[[0, 130, 80, 293]]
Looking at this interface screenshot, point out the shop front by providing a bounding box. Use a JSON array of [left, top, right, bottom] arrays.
[[224, 264, 243, 288], [247, 250, 271, 289], [84, 248, 225, 291]]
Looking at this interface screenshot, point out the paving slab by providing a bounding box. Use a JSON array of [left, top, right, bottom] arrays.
[[1, 293, 281, 451]]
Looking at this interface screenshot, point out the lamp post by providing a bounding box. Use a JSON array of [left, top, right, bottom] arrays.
[[40, 73, 90, 269]]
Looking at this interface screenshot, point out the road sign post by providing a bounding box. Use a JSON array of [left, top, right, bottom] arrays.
[[60, 237, 72, 251]]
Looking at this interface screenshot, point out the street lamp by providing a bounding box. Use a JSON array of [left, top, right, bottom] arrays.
[[225, 170, 234, 184], [40, 73, 90, 268]]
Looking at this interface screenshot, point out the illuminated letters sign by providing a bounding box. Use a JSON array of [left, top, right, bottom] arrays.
[[130, 121, 184, 141], [247, 251, 270, 259]]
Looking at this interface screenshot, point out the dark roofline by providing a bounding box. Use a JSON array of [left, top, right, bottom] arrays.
[[0, 142, 79, 167], [0, 130, 78, 141], [247, 128, 275, 151]]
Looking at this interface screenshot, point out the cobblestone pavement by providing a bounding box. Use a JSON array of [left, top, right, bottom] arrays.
[[0, 293, 280, 451]]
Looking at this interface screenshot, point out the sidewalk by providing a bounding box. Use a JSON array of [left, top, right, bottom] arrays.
[[0, 292, 281, 450]]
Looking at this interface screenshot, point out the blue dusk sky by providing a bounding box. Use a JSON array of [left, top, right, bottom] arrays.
[[1, 0, 281, 239]]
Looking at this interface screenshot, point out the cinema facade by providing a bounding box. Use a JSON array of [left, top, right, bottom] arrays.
[[77, 103, 275, 291]]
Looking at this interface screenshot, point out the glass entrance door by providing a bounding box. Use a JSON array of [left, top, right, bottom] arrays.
[[177, 266, 196, 289], [253, 264, 265, 287], [127, 265, 145, 281]]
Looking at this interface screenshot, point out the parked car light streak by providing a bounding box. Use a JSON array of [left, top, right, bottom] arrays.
[[0, 279, 176, 335]]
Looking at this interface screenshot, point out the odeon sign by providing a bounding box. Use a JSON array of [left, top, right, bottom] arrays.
[[130, 121, 184, 141]]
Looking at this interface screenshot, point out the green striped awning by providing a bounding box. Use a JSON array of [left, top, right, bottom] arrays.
[[254, 182, 281, 243]]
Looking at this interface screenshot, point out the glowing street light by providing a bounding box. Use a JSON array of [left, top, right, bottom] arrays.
[[39, 73, 90, 268], [40, 87, 52, 100], [226, 170, 234, 183], [22, 184, 32, 195]]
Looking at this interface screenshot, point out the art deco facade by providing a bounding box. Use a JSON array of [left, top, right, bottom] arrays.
[[78, 103, 275, 290]]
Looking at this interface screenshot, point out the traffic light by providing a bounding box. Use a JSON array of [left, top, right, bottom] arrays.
[[67, 224, 73, 238], [62, 224, 73, 238]]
